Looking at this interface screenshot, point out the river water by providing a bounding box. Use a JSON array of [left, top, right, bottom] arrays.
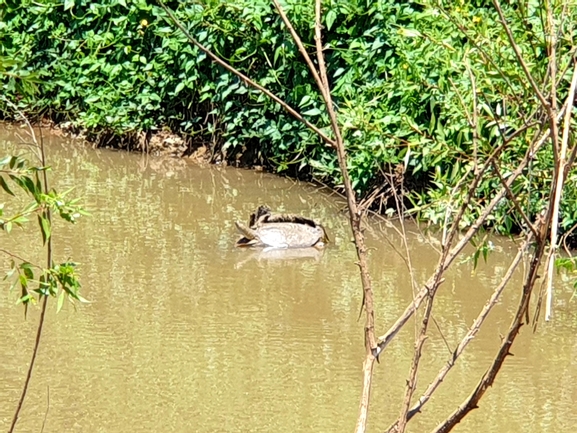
[[1, 127, 576, 432]]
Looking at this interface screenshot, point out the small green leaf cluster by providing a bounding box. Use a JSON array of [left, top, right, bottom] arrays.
[[4, 260, 85, 313], [1, 152, 88, 310]]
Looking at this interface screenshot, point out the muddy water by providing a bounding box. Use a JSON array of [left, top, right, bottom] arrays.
[[1, 127, 576, 433]]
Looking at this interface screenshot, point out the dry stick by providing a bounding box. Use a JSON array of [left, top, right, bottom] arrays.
[[377, 130, 550, 351], [396, 292, 430, 433], [446, 76, 539, 213], [544, 61, 577, 320], [540, 0, 561, 322], [378, 125, 547, 348], [272, 0, 325, 101], [431, 17, 571, 424], [309, 2, 377, 432], [387, 172, 419, 294], [9, 123, 53, 433], [156, 1, 335, 148], [437, 127, 517, 267], [432, 230, 548, 433], [374, 166, 443, 258], [494, 0, 561, 187], [451, 69, 539, 240], [385, 235, 531, 433], [534, 112, 577, 327]]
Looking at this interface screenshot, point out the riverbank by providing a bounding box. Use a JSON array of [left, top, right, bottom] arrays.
[[2, 0, 576, 239]]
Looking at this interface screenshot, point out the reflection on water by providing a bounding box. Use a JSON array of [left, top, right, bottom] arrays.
[[234, 247, 326, 269], [1, 125, 577, 433]]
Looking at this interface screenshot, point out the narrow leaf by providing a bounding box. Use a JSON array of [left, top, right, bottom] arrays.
[[38, 213, 51, 245], [0, 176, 14, 196], [303, 108, 322, 116], [57, 290, 65, 313]]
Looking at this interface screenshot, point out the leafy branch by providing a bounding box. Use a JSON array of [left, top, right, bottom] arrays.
[[1, 100, 88, 433]]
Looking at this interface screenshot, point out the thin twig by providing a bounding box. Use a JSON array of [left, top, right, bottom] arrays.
[[272, 0, 325, 99], [311, 3, 377, 432], [432, 233, 547, 433], [489, 159, 539, 238], [386, 235, 531, 432], [377, 131, 548, 350], [544, 60, 577, 320], [465, 61, 479, 173], [0, 248, 42, 270], [392, 165, 422, 433], [9, 123, 53, 433]]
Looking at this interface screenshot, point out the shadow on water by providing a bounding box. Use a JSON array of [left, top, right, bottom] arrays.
[[1, 125, 577, 433]]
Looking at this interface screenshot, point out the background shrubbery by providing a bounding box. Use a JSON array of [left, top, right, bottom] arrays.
[[1, 0, 576, 237]]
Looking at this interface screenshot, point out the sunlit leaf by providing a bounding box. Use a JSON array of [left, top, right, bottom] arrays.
[[38, 214, 51, 245], [57, 290, 65, 313], [303, 108, 322, 116], [175, 82, 185, 94], [326, 10, 337, 30], [64, 0, 75, 11]]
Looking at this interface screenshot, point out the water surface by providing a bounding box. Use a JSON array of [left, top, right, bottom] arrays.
[[1, 126, 576, 432]]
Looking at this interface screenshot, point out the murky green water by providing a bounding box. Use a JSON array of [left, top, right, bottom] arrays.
[[1, 126, 576, 432]]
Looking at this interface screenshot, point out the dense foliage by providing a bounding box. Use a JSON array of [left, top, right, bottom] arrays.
[[1, 0, 576, 236]]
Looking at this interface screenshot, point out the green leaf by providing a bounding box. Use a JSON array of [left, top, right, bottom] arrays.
[[21, 176, 37, 197], [333, 68, 345, 78], [64, 0, 75, 11], [0, 176, 14, 196], [326, 10, 337, 30], [57, 290, 65, 313], [20, 263, 34, 280], [174, 82, 185, 94], [38, 214, 51, 245], [299, 95, 311, 107], [303, 108, 322, 116]]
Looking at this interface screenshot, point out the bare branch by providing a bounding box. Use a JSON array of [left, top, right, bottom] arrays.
[[377, 130, 549, 350], [544, 60, 577, 320], [431, 235, 546, 433], [386, 235, 531, 432], [0, 248, 42, 270]]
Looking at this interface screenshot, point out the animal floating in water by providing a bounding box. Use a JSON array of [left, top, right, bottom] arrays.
[[235, 205, 329, 249]]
